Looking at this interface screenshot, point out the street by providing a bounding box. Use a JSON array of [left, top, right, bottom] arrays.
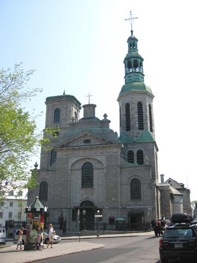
[[36, 235, 161, 263]]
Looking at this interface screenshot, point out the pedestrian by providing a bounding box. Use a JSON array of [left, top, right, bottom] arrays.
[[35, 226, 42, 251], [47, 223, 55, 248], [16, 227, 23, 250]]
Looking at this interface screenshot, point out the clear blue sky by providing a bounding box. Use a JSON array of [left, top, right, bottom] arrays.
[[0, 0, 197, 201]]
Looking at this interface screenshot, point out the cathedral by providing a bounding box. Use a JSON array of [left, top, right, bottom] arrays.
[[28, 24, 191, 232]]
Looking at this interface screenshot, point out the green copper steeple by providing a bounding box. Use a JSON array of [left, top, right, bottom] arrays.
[[124, 31, 144, 83], [118, 12, 153, 97]]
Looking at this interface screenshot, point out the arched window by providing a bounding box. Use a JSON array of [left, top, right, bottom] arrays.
[[127, 150, 134, 163], [137, 102, 144, 130], [80, 200, 94, 207], [54, 108, 60, 123], [127, 61, 132, 72], [133, 60, 139, 71], [39, 181, 48, 201], [82, 162, 93, 188], [125, 103, 130, 131], [74, 111, 78, 121], [149, 104, 153, 132], [137, 150, 144, 165], [50, 149, 57, 165], [130, 178, 141, 199]]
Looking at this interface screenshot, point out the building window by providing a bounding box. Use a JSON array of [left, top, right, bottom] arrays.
[[10, 202, 13, 207], [9, 190, 13, 196], [127, 60, 132, 72], [39, 181, 48, 201], [17, 190, 23, 197], [127, 150, 134, 163], [125, 103, 131, 131], [0, 212, 3, 218], [82, 162, 93, 188], [137, 102, 144, 130], [18, 212, 22, 220], [50, 149, 57, 165], [130, 178, 141, 199], [9, 212, 13, 219], [83, 139, 91, 144], [133, 59, 139, 71], [54, 108, 60, 123], [74, 111, 78, 121], [137, 150, 144, 165], [149, 104, 153, 132]]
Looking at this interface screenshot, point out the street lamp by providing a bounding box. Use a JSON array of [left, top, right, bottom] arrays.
[[96, 210, 100, 237], [82, 209, 86, 231]]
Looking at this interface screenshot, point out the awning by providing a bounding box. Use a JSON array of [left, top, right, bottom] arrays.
[[115, 217, 126, 221]]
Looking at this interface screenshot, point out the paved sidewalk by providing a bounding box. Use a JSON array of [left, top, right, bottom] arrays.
[[0, 232, 153, 263], [0, 240, 105, 263]]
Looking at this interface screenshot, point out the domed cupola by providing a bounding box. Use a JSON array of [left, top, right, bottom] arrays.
[[117, 12, 155, 139], [124, 30, 144, 84]]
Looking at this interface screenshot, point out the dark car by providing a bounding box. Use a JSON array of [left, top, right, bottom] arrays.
[[159, 213, 197, 263]]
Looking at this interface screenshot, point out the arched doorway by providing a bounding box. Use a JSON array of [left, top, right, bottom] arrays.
[[79, 201, 95, 230]]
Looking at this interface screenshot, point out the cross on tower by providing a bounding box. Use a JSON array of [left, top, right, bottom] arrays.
[[125, 11, 138, 34], [86, 92, 93, 104]]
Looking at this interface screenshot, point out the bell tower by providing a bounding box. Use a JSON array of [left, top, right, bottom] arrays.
[[118, 12, 160, 220], [118, 12, 155, 140]]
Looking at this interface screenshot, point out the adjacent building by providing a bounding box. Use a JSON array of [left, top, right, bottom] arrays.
[[0, 190, 27, 236]]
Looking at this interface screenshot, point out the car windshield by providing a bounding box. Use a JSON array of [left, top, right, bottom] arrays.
[[164, 228, 193, 238]]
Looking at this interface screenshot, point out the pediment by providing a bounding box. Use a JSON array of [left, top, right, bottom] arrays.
[[59, 131, 116, 148]]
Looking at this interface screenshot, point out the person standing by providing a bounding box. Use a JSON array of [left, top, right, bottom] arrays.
[[47, 224, 54, 248], [16, 227, 23, 250], [35, 226, 42, 250]]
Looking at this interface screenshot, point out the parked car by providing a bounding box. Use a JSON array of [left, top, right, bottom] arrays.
[[13, 229, 61, 245], [0, 227, 6, 245], [159, 213, 197, 263], [42, 231, 61, 244]]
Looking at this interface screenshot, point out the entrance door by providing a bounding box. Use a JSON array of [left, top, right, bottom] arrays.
[[80, 208, 94, 230], [80, 201, 95, 230], [129, 212, 143, 230]]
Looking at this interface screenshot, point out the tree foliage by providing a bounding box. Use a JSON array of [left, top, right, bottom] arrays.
[[0, 63, 42, 198]]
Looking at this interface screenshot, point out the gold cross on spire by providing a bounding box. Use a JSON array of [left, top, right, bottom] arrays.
[[125, 11, 138, 34], [86, 92, 93, 104]]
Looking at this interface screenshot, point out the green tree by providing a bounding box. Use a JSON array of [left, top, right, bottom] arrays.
[[0, 63, 41, 198]]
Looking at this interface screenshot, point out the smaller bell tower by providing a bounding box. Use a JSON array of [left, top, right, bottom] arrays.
[[45, 93, 81, 131]]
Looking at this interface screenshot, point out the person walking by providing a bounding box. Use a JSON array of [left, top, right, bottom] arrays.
[[16, 227, 23, 250], [47, 223, 55, 248]]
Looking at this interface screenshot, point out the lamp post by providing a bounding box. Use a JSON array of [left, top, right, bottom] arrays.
[[96, 210, 100, 237], [82, 209, 86, 231], [77, 209, 80, 242]]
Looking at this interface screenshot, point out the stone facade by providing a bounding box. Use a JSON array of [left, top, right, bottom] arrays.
[[28, 29, 191, 232]]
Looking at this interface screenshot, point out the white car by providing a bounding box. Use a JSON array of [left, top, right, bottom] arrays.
[[42, 231, 61, 244], [0, 227, 6, 245]]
